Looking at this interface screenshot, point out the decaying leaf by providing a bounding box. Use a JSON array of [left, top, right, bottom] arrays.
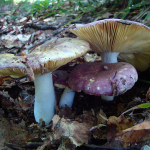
[[0, 114, 11, 149], [0, 34, 23, 48], [114, 120, 150, 147], [51, 115, 90, 147], [117, 103, 126, 116], [107, 116, 134, 141], [96, 109, 107, 124], [75, 110, 96, 129], [144, 87, 150, 101]]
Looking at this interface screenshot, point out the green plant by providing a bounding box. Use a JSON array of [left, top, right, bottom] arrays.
[[30, 0, 50, 15], [0, 0, 13, 5], [114, 0, 150, 19]]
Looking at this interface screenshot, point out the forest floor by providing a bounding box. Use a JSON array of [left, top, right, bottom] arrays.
[[0, 1, 150, 150]]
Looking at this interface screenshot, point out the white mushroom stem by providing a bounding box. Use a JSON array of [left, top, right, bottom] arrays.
[[101, 52, 119, 63], [34, 73, 56, 125], [101, 95, 114, 101], [59, 88, 75, 108], [101, 52, 120, 101]]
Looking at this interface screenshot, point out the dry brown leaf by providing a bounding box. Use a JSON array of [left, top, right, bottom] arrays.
[[0, 77, 15, 88], [96, 109, 107, 124], [75, 110, 96, 128], [107, 116, 134, 141], [84, 53, 97, 62], [114, 120, 150, 147], [0, 114, 11, 149], [144, 87, 150, 101], [57, 139, 76, 150], [17, 101, 32, 111], [37, 140, 51, 150], [1, 34, 23, 48], [51, 115, 90, 147]]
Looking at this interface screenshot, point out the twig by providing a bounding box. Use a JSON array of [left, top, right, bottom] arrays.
[[25, 23, 59, 30], [0, 26, 13, 35], [90, 124, 106, 131], [5, 142, 44, 149], [99, 113, 108, 121], [119, 106, 139, 117], [26, 28, 66, 53], [82, 144, 141, 150], [134, 6, 150, 21]]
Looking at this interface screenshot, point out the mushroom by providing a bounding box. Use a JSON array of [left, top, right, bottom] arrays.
[[0, 54, 26, 78], [53, 70, 75, 108], [0, 37, 90, 125], [70, 19, 150, 70], [68, 62, 138, 101], [118, 53, 150, 72]]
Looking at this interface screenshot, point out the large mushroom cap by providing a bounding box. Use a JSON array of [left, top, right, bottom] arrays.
[[70, 19, 150, 54], [0, 38, 90, 78], [26, 37, 90, 73], [68, 62, 138, 96], [118, 53, 150, 72], [0, 54, 26, 78]]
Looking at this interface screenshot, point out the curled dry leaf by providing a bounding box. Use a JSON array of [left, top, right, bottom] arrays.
[[84, 53, 97, 62], [0, 114, 11, 149], [114, 120, 150, 147], [0, 77, 15, 88], [17, 34, 31, 42], [144, 87, 150, 102], [51, 115, 90, 147], [1, 34, 23, 48], [96, 109, 107, 124], [75, 110, 96, 129], [107, 116, 134, 142]]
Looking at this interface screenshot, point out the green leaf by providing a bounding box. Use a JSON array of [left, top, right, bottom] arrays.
[[121, 10, 130, 19], [138, 103, 150, 108], [139, 79, 150, 84], [127, 0, 133, 9], [63, 12, 85, 27], [144, 11, 150, 21]]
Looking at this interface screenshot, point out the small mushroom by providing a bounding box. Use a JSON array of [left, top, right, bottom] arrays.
[[53, 70, 75, 108], [70, 19, 150, 70], [68, 62, 138, 101], [0, 37, 90, 124]]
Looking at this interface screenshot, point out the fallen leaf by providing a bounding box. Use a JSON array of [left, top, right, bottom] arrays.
[[96, 109, 107, 124], [114, 120, 150, 147], [144, 87, 150, 101], [107, 116, 134, 141], [51, 115, 90, 147], [75, 110, 96, 128], [1, 34, 23, 48], [17, 34, 31, 42], [117, 103, 125, 116], [0, 114, 11, 149]]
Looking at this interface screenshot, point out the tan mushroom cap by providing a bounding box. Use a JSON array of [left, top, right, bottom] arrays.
[[70, 19, 150, 54], [118, 53, 150, 72], [0, 38, 90, 78], [26, 37, 90, 74], [0, 54, 27, 78]]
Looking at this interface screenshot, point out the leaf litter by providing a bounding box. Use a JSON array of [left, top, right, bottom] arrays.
[[0, 1, 150, 150]]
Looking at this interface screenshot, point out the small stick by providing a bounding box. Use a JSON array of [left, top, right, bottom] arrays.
[[27, 28, 66, 52]]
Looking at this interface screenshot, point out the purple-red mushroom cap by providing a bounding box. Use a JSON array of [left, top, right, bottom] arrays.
[[68, 62, 138, 96], [53, 70, 70, 89], [52, 70, 75, 108]]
